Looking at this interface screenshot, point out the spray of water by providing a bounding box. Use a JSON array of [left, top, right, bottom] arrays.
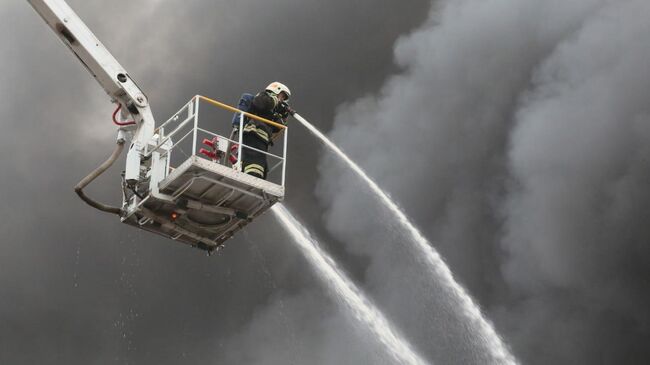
[[293, 113, 518, 365], [272, 204, 430, 365]]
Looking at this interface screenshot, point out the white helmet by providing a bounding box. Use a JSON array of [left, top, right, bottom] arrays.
[[265, 81, 291, 100]]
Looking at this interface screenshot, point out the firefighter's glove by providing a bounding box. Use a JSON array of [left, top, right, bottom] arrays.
[[284, 104, 296, 116], [276, 101, 294, 119]]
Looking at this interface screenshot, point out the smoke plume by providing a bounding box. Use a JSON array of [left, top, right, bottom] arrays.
[[317, 0, 650, 363]]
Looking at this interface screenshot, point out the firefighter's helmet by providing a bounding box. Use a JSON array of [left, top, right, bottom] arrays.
[[265, 82, 291, 100]]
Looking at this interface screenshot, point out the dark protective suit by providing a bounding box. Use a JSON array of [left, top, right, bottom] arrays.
[[241, 91, 286, 179]]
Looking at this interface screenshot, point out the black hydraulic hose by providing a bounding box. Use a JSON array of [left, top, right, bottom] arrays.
[[74, 140, 125, 215]]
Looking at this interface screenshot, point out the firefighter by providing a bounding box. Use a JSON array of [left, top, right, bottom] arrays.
[[237, 82, 292, 179]]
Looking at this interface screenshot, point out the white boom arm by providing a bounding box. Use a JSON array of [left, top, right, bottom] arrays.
[[27, 0, 155, 185]]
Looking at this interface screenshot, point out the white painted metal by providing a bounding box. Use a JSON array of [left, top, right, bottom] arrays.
[[148, 134, 172, 197], [238, 112, 245, 172], [192, 96, 199, 157], [122, 97, 287, 251]]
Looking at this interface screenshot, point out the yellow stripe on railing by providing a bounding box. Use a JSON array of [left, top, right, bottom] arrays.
[[196, 95, 287, 130]]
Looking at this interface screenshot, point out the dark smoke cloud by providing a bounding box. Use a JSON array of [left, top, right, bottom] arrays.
[[1, 0, 431, 364], [8, 0, 648, 363], [502, 1, 650, 362], [317, 0, 650, 364]]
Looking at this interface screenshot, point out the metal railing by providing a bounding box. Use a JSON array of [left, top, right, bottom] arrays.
[[146, 95, 288, 187]]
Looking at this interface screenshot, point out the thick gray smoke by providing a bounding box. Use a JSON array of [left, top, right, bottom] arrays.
[[4, 0, 650, 363], [1, 0, 433, 364], [317, 0, 650, 364]]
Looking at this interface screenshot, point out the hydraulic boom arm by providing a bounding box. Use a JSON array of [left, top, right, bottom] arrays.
[[27, 0, 155, 185]]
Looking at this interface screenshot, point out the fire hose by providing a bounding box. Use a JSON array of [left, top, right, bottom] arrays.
[[74, 139, 125, 215]]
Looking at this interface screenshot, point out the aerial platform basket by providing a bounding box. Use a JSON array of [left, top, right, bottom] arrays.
[[121, 95, 288, 252]]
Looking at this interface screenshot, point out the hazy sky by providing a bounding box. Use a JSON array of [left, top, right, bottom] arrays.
[[2, 1, 649, 364]]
